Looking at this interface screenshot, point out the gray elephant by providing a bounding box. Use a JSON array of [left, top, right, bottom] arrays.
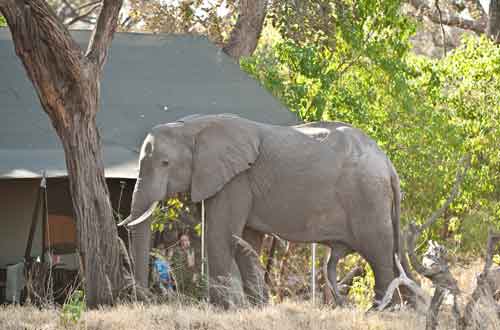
[[120, 114, 405, 307]]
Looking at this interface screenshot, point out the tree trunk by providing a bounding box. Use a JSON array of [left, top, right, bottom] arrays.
[[487, 0, 500, 42], [59, 111, 123, 307], [223, 0, 268, 60], [0, 0, 126, 308]]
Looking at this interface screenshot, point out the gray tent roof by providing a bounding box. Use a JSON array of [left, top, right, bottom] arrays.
[[0, 29, 297, 179]]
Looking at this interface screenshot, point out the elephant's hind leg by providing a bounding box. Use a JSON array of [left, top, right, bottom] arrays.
[[325, 243, 352, 306], [355, 225, 395, 306]]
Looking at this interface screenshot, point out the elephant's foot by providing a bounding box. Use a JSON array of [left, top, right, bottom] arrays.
[[332, 287, 347, 307], [208, 274, 244, 309]]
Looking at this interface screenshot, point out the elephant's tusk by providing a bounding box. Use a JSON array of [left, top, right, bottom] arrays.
[[117, 215, 132, 227], [118, 201, 159, 227]]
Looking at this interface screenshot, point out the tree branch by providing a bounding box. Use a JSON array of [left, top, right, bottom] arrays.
[[420, 154, 471, 233], [86, 0, 123, 71], [376, 254, 430, 311], [0, 1, 83, 82], [65, 1, 101, 27], [409, 0, 486, 33]]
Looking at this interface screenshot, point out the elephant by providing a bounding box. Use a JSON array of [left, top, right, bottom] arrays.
[[119, 114, 406, 307]]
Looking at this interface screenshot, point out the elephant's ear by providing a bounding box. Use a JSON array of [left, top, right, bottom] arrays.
[[191, 120, 260, 202]]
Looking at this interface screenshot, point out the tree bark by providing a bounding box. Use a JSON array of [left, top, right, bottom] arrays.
[[409, 0, 500, 44], [223, 0, 268, 60], [487, 0, 500, 42], [464, 0, 487, 21], [409, 0, 486, 33], [0, 0, 125, 308]]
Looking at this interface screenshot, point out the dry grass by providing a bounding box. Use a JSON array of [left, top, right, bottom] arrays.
[[1, 261, 499, 330], [1, 302, 427, 330]]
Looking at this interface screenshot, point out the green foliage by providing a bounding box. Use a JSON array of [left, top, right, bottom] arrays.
[[0, 16, 6, 27], [349, 270, 375, 309], [151, 198, 185, 233], [126, 0, 237, 44], [338, 255, 374, 308], [243, 21, 500, 254], [60, 290, 85, 326], [243, 3, 500, 304]]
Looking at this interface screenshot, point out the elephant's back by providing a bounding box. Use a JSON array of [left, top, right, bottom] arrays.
[[296, 121, 393, 169]]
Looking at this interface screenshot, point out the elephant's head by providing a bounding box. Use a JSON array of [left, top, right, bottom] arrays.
[[120, 115, 260, 287]]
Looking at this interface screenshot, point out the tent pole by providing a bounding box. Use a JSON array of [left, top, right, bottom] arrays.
[[201, 199, 209, 302], [40, 173, 48, 263], [24, 174, 45, 261], [311, 242, 316, 304]]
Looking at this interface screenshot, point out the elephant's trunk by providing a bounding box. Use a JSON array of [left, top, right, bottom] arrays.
[[126, 179, 158, 288]]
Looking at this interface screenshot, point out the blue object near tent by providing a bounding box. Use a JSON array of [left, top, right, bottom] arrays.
[[153, 259, 173, 289]]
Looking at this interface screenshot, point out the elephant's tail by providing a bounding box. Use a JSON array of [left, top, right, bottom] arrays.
[[390, 167, 401, 274], [389, 164, 414, 280]]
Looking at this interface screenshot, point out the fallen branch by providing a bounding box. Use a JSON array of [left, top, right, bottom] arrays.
[[376, 254, 430, 311]]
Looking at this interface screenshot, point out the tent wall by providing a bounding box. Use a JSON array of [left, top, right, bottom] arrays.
[[0, 178, 135, 268], [0, 179, 42, 267]]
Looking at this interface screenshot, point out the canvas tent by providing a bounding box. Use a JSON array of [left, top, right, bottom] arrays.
[[0, 29, 297, 303]]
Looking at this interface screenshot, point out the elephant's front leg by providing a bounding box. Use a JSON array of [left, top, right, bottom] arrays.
[[204, 174, 253, 308]]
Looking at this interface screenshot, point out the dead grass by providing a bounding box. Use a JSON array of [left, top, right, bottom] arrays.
[[1, 261, 498, 330], [1, 301, 427, 330]]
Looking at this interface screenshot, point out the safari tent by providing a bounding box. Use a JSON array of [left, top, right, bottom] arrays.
[[0, 28, 297, 303]]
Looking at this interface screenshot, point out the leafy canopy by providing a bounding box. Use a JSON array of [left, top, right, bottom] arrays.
[[243, 1, 500, 252]]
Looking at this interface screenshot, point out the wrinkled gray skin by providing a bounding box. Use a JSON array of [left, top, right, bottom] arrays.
[[123, 114, 403, 307]]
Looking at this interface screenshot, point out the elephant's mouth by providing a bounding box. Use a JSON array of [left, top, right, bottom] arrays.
[[118, 201, 159, 227]]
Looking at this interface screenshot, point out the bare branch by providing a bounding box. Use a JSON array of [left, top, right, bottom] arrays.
[[65, 1, 101, 27], [86, 0, 123, 70], [376, 254, 430, 311], [77, 0, 102, 11], [434, 0, 447, 56], [223, 0, 268, 60], [409, 0, 486, 33], [420, 154, 471, 233]]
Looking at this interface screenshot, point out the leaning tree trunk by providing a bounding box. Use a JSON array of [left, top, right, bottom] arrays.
[[222, 0, 268, 60], [0, 0, 126, 308]]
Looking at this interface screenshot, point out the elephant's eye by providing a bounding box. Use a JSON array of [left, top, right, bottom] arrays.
[[162, 160, 169, 167]]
